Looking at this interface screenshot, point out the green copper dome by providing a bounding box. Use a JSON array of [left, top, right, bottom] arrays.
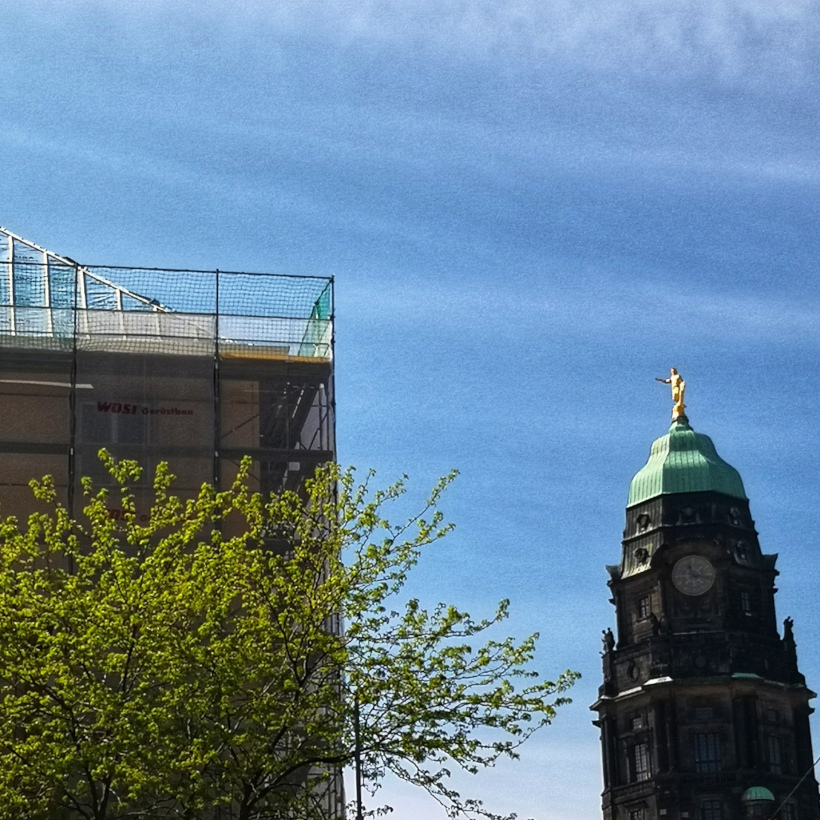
[[741, 787, 775, 803], [627, 417, 747, 507]]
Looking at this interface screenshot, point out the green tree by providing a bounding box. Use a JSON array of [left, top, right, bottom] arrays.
[[0, 454, 577, 820]]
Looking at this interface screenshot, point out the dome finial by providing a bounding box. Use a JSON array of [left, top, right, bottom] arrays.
[[655, 367, 686, 421]]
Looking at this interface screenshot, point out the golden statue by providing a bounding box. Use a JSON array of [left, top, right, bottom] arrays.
[[655, 367, 686, 420]]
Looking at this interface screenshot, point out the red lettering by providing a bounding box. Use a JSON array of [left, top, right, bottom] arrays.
[[97, 402, 111, 412]]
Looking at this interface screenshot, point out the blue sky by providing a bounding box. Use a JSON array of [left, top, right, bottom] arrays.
[[2, 2, 820, 817]]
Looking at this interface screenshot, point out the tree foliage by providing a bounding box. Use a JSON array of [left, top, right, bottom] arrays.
[[0, 454, 577, 820]]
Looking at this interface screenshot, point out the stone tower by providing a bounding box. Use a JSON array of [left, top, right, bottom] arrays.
[[592, 406, 820, 820]]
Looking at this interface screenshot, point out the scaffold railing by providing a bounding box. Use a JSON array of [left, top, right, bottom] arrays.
[[0, 227, 333, 360]]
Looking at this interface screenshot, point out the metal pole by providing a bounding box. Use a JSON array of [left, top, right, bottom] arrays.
[[354, 692, 364, 820], [213, 269, 221, 490], [67, 264, 79, 528]]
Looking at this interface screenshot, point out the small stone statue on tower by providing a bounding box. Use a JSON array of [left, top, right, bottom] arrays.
[[783, 616, 798, 673], [601, 628, 616, 687], [656, 367, 686, 420]]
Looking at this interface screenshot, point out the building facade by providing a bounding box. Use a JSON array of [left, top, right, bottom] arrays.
[[0, 226, 342, 818], [0, 226, 334, 521], [593, 396, 820, 820]]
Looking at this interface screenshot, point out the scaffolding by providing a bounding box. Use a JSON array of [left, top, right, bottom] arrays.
[[0, 226, 335, 521]]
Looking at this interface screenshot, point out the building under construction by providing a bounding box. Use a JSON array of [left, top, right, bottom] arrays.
[[0, 226, 334, 521]]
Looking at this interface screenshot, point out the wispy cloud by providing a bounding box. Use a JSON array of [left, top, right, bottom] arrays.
[[341, 269, 820, 348], [18, 0, 820, 88]]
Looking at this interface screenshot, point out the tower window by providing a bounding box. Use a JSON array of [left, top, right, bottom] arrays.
[[693, 733, 721, 773], [638, 597, 650, 619], [631, 714, 645, 731], [740, 590, 752, 614], [701, 800, 722, 820], [633, 742, 651, 781], [630, 810, 645, 820], [781, 803, 797, 820], [766, 735, 784, 774]]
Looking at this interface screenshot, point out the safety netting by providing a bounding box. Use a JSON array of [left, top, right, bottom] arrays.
[[0, 258, 332, 360], [0, 228, 335, 521]]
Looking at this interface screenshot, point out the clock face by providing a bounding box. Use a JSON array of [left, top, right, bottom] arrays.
[[672, 554, 715, 596]]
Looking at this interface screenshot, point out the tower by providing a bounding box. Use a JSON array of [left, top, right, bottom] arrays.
[[592, 379, 820, 820]]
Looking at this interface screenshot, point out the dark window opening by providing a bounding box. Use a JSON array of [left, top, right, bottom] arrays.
[[638, 596, 650, 620], [766, 735, 784, 775], [694, 733, 721, 773], [701, 800, 722, 820], [633, 742, 651, 782]]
